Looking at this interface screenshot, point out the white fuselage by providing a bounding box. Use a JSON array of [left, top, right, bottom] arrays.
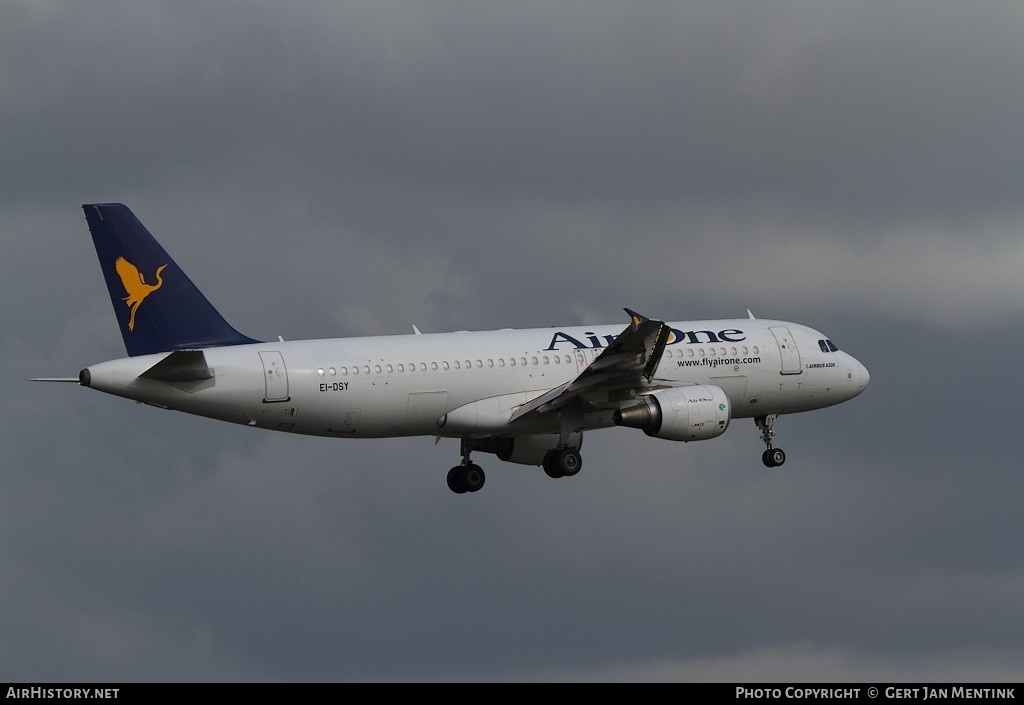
[[82, 318, 869, 440]]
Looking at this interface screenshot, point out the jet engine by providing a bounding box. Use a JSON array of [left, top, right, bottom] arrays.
[[612, 385, 730, 441]]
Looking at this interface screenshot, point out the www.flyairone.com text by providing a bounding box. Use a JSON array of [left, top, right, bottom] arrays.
[[677, 356, 762, 368]]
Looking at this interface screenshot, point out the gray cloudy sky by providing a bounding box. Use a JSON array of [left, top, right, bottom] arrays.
[[3, 0, 1024, 682]]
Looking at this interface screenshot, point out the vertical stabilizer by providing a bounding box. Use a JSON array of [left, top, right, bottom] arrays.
[[83, 203, 260, 356]]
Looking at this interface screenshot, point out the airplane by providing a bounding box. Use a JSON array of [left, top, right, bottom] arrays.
[[35, 203, 870, 494]]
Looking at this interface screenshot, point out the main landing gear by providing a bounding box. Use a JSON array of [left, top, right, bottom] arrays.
[[542, 447, 582, 479], [446, 438, 584, 493], [447, 439, 486, 494], [756, 414, 786, 468], [543, 409, 584, 480], [447, 463, 485, 494]]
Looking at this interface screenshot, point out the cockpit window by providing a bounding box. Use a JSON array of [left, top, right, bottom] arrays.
[[818, 340, 829, 353], [826, 340, 839, 352]]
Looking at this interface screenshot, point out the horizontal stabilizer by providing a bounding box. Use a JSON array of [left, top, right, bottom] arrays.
[[140, 350, 214, 382]]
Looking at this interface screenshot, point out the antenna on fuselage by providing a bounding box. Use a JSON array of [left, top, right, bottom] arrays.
[[747, 309, 756, 319]]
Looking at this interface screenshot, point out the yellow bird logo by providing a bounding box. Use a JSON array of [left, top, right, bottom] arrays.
[[114, 257, 167, 331]]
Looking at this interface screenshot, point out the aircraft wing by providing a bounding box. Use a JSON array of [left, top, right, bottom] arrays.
[[508, 308, 671, 421]]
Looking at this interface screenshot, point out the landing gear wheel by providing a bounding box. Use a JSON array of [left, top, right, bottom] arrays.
[[761, 448, 786, 468], [447, 466, 468, 493], [543, 452, 564, 479], [557, 448, 582, 477], [447, 464, 485, 493], [462, 463, 486, 492], [542, 448, 582, 478]]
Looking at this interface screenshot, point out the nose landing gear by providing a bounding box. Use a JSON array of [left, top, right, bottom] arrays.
[[756, 414, 786, 468]]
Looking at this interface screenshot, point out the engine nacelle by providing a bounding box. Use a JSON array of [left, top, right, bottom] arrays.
[[472, 432, 582, 466], [613, 385, 730, 441]]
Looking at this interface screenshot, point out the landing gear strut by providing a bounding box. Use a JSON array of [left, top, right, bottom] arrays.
[[542, 409, 584, 479], [755, 414, 786, 468], [447, 439, 486, 494]]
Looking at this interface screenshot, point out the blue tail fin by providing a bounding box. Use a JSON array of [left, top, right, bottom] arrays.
[[83, 203, 260, 356]]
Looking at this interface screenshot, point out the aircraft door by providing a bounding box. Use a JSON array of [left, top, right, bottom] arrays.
[[769, 327, 802, 375], [259, 351, 290, 402]]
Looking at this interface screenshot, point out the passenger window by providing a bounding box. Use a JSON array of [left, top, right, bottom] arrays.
[[510, 358, 516, 367], [465, 360, 472, 369], [375, 365, 382, 374], [521, 357, 528, 366], [531, 357, 538, 366], [341, 367, 348, 375], [317, 368, 325, 377], [329, 367, 336, 376], [420, 363, 427, 372], [352, 367, 360, 375], [565, 355, 571, 364], [542, 356, 549, 365], [431, 362, 438, 371], [442, 361, 449, 371], [487, 359, 494, 368], [498, 358, 505, 367], [386, 364, 393, 373]]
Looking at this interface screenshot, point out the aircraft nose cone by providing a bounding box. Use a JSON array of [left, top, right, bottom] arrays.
[[849, 357, 870, 397], [840, 353, 869, 400]]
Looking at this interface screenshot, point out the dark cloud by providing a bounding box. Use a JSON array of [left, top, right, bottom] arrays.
[[3, 0, 1023, 682]]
